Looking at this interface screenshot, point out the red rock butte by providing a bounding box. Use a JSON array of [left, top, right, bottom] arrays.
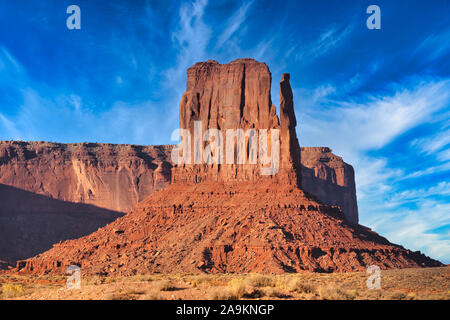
[[0, 58, 442, 275]]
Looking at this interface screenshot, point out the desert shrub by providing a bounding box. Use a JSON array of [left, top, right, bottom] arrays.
[[388, 291, 407, 300], [405, 292, 417, 300], [242, 286, 264, 299], [227, 278, 246, 299], [104, 292, 127, 300], [140, 289, 163, 300], [288, 279, 317, 294], [133, 275, 154, 282], [154, 280, 177, 291], [245, 274, 275, 288], [262, 287, 290, 298], [318, 286, 356, 300], [86, 276, 106, 285], [208, 288, 239, 300], [189, 274, 217, 287], [1, 283, 27, 299]]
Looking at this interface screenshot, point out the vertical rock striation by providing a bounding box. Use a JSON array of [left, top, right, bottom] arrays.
[[173, 58, 299, 186], [301, 147, 359, 224], [0, 141, 172, 213], [280, 73, 302, 187]]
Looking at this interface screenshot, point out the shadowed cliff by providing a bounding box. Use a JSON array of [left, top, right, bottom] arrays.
[[0, 183, 123, 264]]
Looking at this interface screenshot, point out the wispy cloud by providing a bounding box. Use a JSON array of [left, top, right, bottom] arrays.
[[295, 25, 353, 62], [402, 161, 450, 180], [0, 113, 20, 140], [415, 27, 450, 62], [366, 198, 450, 262], [300, 78, 450, 158], [411, 129, 450, 156], [216, 1, 253, 48], [437, 148, 450, 162], [297, 75, 450, 262], [169, 0, 211, 78], [162, 0, 211, 125]]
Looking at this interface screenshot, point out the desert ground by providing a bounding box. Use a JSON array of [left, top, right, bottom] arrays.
[[1, 266, 448, 300]]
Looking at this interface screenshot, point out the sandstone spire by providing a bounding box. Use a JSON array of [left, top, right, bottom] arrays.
[[173, 58, 300, 185], [280, 73, 301, 187]]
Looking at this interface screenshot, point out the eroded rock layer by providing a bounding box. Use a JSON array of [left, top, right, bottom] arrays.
[[301, 147, 359, 224], [173, 59, 299, 186], [16, 182, 441, 275], [0, 141, 173, 213], [0, 141, 172, 264]]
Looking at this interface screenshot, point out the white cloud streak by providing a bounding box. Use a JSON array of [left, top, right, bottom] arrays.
[[297, 76, 450, 263], [216, 1, 253, 48], [295, 25, 353, 62]]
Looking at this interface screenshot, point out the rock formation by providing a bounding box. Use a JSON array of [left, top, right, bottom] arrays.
[[0, 142, 172, 264], [301, 147, 359, 224], [16, 182, 441, 275], [0, 141, 172, 213], [173, 59, 300, 183], [0, 142, 358, 265], [280, 73, 302, 187], [0, 59, 358, 265], [11, 58, 442, 274]]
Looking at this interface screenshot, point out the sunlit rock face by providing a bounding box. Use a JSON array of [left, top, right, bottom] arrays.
[[174, 58, 300, 186]]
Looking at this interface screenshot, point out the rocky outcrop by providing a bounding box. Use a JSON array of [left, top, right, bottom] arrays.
[[0, 141, 172, 264], [0, 142, 358, 221], [0, 59, 359, 268], [16, 181, 442, 275], [0, 142, 358, 265], [0, 141, 173, 213], [13, 58, 442, 275], [301, 147, 358, 224], [280, 73, 302, 187], [173, 59, 296, 185]]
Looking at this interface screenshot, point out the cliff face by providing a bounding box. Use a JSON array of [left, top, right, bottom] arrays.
[[0, 141, 172, 213], [0, 58, 367, 271], [301, 147, 358, 224], [0, 142, 356, 221], [174, 59, 300, 186], [0, 183, 123, 263], [0, 141, 172, 263], [0, 141, 358, 264]]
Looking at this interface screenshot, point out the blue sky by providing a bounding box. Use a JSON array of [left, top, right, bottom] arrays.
[[0, 0, 449, 263]]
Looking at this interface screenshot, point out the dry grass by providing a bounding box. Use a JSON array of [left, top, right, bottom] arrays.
[[318, 286, 357, 300], [0, 266, 448, 300], [153, 280, 178, 291], [139, 289, 162, 300], [244, 274, 275, 288], [208, 288, 239, 300], [1, 283, 27, 299], [287, 278, 317, 294]]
